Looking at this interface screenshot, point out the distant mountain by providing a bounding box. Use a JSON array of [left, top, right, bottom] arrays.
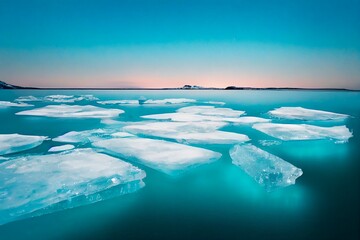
[[0, 81, 36, 89], [0, 81, 22, 89]]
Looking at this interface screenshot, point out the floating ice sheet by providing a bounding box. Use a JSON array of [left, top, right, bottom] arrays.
[[98, 98, 196, 105], [48, 144, 75, 152], [204, 101, 225, 105], [177, 106, 244, 117], [253, 123, 352, 141], [93, 137, 222, 175], [0, 101, 33, 108], [124, 122, 249, 144], [15, 95, 99, 103], [0, 134, 47, 155], [53, 129, 132, 144], [230, 144, 303, 191], [141, 112, 265, 124], [16, 105, 124, 118], [269, 107, 349, 121], [0, 149, 145, 225]]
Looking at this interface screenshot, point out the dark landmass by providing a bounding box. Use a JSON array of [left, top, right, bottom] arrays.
[[0, 81, 37, 89], [0, 81, 358, 91]]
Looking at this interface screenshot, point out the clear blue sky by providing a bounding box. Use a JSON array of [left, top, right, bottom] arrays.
[[1, 0, 359, 88]]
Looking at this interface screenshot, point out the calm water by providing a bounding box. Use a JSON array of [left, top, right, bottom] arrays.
[[0, 90, 359, 240]]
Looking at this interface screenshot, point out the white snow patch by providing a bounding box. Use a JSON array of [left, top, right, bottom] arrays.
[[48, 144, 75, 152], [16, 105, 124, 118]]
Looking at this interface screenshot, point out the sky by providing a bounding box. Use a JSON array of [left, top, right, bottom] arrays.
[[0, 0, 359, 89]]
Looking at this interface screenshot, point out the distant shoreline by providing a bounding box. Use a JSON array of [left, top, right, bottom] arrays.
[[1, 87, 359, 91], [1, 81, 358, 91]]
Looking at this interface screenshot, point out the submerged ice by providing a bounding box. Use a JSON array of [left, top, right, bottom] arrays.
[[253, 123, 352, 141], [0, 149, 145, 225], [93, 137, 222, 175], [230, 144, 303, 191], [269, 107, 349, 121], [16, 105, 124, 118], [0, 134, 47, 155]]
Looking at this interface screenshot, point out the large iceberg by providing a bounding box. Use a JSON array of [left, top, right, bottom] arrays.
[[0, 101, 33, 108], [0, 134, 47, 155], [124, 122, 249, 144], [93, 137, 222, 175], [16, 105, 124, 118], [229, 144, 303, 191], [177, 106, 244, 117], [0, 149, 145, 225], [253, 123, 352, 141], [269, 107, 349, 121]]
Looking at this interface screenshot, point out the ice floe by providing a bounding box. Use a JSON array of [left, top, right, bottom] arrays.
[[269, 107, 349, 121], [177, 106, 244, 117], [204, 101, 225, 105], [124, 122, 249, 144], [15, 95, 99, 103], [16, 105, 124, 118], [230, 144, 303, 191], [98, 98, 196, 105], [93, 137, 222, 175], [48, 144, 75, 152], [0, 149, 145, 225], [0, 101, 33, 108], [258, 140, 282, 146], [253, 123, 352, 141], [0, 134, 47, 155]]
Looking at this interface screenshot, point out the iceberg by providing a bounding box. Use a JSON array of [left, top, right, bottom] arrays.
[[48, 144, 75, 152], [269, 107, 349, 121], [93, 137, 222, 175], [0, 101, 33, 108], [16, 105, 124, 118], [229, 144, 303, 191], [124, 122, 249, 144], [177, 106, 244, 117], [253, 123, 352, 141], [0, 134, 47, 155], [0, 149, 145, 225]]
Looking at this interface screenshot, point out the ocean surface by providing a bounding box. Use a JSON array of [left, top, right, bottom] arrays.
[[0, 90, 359, 240]]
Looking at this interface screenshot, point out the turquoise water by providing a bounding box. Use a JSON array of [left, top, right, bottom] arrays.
[[0, 90, 359, 239]]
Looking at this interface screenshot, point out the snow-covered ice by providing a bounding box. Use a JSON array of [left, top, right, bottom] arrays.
[[269, 107, 349, 121], [177, 106, 245, 117], [48, 144, 75, 152], [0, 149, 145, 225], [0, 134, 47, 155], [15, 95, 99, 103], [231, 117, 271, 124], [124, 122, 249, 144], [16, 105, 124, 118], [0, 101, 33, 108], [253, 123, 352, 141], [230, 144, 303, 191], [53, 129, 125, 144], [93, 137, 222, 175], [204, 101, 225, 105]]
